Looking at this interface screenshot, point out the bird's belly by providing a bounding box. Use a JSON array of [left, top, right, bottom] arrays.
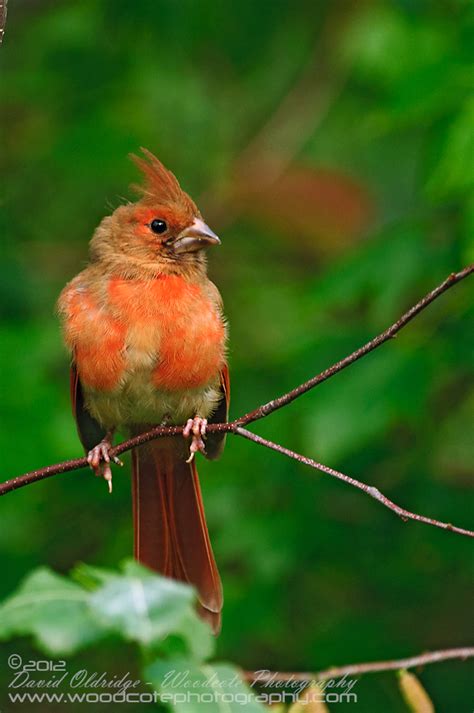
[[84, 367, 222, 429]]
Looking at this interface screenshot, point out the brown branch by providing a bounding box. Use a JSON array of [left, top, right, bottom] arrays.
[[235, 428, 474, 538], [1, 266, 472, 538], [243, 646, 474, 684]]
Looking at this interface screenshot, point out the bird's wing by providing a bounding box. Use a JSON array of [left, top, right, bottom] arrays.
[[70, 362, 106, 452], [205, 363, 230, 460]]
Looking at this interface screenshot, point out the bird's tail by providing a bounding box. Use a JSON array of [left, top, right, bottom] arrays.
[[131, 436, 222, 633]]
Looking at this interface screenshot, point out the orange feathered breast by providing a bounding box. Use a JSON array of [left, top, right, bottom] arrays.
[[63, 290, 127, 391], [108, 275, 226, 391]]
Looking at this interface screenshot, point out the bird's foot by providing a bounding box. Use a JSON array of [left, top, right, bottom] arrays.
[[87, 438, 123, 494], [183, 417, 208, 463]]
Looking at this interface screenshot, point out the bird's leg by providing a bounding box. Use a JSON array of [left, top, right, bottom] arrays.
[[87, 430, 123, 494], [183, 417, 208, 463]]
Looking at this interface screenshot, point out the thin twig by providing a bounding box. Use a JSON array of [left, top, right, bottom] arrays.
[[243, 646, 474, 684], [235, 428, 474, 538], [0, 267, 472, 539]]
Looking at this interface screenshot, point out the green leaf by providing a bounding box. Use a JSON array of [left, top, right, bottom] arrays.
[[145, 658, 266, 713], [0, 568, 103, 655], [0, 562, 214, 660], [157, 608, 215, 662], [89, 560, 213, 657]]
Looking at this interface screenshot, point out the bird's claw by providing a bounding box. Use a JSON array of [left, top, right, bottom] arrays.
[[183, 417, 207, 463], [87, 439, 122, 494]]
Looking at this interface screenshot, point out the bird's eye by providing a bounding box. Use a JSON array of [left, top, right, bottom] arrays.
[[150, 219, 167, 234]]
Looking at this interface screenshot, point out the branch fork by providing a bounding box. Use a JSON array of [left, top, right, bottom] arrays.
[[1, 266, 473, 540]]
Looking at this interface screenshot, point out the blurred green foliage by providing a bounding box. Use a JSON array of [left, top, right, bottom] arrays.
[[0, 562, 443, 711], [0, 1, 473, 711], [0, 561, 265, 711]]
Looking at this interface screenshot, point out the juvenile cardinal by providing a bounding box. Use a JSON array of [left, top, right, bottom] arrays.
[[58, 149, 228, 632]]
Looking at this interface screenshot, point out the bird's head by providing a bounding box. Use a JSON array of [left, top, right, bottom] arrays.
[[89, 149, 220, 276]]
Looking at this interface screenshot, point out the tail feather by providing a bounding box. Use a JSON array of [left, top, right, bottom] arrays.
[[132, 437, 222, 632]]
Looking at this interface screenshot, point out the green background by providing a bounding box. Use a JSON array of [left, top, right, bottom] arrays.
[[0, 0, 473, 710]]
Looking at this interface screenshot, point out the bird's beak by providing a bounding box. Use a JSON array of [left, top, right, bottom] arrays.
[[173, 218, 221, 254]]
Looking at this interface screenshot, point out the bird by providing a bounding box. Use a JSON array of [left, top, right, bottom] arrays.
[[58, 149, 229, 633]]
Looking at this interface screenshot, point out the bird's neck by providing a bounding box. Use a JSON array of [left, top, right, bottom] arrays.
[[91, 253, 209, 284]]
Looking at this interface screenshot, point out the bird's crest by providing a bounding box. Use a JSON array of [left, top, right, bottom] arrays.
[[130, 148, 198, 215]]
